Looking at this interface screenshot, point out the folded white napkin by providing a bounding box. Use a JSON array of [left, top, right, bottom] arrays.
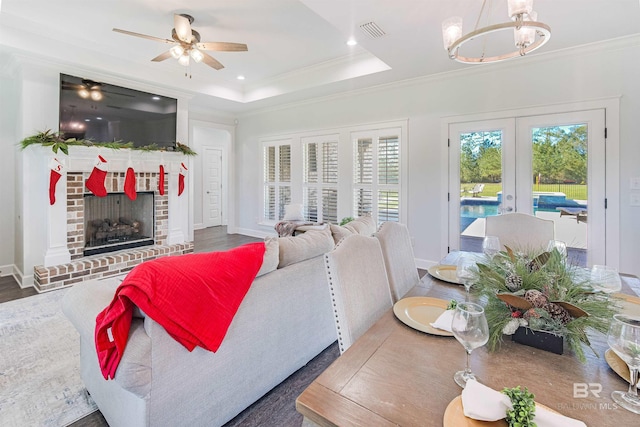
[[461, 379, 587, 427], [461, 379, 512, 421], [429, 308, 454, 332]]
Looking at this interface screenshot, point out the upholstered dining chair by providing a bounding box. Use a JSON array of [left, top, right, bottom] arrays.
[[324, 234, 394, 354], [485, 212, 555, 252], [375, 221, 420, 303]]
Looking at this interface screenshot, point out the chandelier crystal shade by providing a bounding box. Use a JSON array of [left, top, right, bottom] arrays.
[[442, 0, 550, 64]]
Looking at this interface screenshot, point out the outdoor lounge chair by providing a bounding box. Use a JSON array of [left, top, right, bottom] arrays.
[[558, 207, 587, 223], [467, 184, 485, 197]]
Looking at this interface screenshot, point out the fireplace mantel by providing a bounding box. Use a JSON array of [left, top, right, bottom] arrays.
[[20, 145, 191, 290]]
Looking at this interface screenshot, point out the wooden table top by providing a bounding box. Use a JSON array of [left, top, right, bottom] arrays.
[[296, 272, 640, 426]]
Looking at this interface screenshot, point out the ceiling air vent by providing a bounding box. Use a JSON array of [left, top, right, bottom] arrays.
[[359, 21, 386, 39]]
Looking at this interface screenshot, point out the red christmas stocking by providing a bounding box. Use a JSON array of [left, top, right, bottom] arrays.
[[49, 158, 64, 205], [178, 162, 187, 196], [158, 164, 165, 195], [124, 167, 137, 200], [86, 155, 108, 197]]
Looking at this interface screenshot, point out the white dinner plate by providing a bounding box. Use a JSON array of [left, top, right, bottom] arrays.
[[427, 264, 462, 285], [393, 297, 454, 336]]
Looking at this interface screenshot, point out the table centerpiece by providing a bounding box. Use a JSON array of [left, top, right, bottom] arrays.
[[471, 247, 618, 362]]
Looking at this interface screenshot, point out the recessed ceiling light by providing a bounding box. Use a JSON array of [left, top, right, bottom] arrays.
[[237, 75, 245, 80], [84, 119, 91, 122], [96, 117, 103, 120], [152, 96, 160, 100], [346, 38, 358, 46]]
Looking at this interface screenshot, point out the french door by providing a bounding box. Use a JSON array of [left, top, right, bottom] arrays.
[[449, 110, 606, 266]]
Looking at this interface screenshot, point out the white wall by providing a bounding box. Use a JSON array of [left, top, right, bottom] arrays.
[[0, 54, 18, 276], [235, 37, 640, 276]]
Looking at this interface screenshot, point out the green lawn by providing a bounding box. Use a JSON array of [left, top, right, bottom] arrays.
[[461, 183, 587, 201]]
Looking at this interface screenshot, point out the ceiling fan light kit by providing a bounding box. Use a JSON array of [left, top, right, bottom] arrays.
[[442, 0, 551, 64], [113, 13, 248, 73]]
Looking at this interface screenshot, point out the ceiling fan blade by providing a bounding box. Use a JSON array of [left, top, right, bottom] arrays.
[[174, 14, 193, 43], [113, 28, 174, 44], [151, 51, 173, 62], [196, 42, 248, 52], [201, 52, 224, 70]]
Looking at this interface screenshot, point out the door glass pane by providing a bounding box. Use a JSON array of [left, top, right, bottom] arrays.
[[532, 124, 588, 266], [459, 130, 503, 252]]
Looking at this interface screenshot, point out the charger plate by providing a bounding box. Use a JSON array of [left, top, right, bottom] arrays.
[[612, 293, 640, 317], [427, 264, 461, 285], [605, 349, 630, 383], [393, 297, 453, 336], [443, 396, 557, 426]]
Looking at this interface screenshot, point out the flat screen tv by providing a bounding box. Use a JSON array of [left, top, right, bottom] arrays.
[[59, 73, 177, 148]]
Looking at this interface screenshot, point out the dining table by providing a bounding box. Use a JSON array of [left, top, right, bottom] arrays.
[[296, 254, 640, 426]]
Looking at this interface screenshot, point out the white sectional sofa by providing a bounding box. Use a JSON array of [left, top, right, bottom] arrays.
[[62, 226, 343, 427]]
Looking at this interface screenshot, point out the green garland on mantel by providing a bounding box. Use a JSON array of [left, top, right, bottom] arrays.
[[19, 130, 197, 156]]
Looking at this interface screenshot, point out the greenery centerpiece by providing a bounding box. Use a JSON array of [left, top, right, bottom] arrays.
[[472, 247, 618, 363], [19, 129, 197, 156]]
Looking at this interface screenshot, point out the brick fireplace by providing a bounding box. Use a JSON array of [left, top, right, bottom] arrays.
[[25, 146, 192, 292]]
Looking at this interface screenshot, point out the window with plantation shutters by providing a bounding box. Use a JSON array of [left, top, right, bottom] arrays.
[[263, 141, 291, 221], [302, 136, 338, 224], [352, 128, 401, 224]]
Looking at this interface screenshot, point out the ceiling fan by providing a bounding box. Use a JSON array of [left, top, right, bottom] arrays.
[[113, 14, 248, 70]]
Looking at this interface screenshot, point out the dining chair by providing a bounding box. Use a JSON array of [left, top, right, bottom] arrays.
[[485, 212, 555, 252], [375, 221, 420, 302], [324, 234, 394, 354]]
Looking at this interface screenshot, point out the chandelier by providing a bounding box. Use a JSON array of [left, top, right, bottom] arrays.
[[442, 0, 551, 64]]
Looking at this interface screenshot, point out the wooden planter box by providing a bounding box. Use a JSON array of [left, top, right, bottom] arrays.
[[511, 327, 564, 355]]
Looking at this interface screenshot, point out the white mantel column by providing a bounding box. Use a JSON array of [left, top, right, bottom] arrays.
[[45, 154, 71, 266]]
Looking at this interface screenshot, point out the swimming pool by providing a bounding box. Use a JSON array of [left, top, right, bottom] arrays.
[[459, 197, 587, 232]]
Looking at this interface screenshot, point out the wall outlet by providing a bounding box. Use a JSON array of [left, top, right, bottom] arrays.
[[631, 192, 640, 207], [631, 177, 640, 190]]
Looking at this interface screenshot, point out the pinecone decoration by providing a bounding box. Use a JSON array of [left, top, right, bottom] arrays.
[[505, 273, 523, 291], [527, 259, 540, 273], [524, 289, 548, 308], [543, 302, 572, 324]]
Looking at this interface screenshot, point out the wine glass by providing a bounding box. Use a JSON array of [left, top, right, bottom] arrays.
[[456, 255, 477, 300], [482, 236, 501, 259], [546, 239, 567, 257], [451, 302, 489, 388], [591, 265, 622, 294], [607, 314, 640, 414]]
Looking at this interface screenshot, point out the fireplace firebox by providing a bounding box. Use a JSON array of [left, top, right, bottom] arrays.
[[84, 192, 155, 256]]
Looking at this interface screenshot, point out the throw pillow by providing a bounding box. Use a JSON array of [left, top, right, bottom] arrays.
[[329, 224, 353, 245], [344, 216, 376, 236], [278, 227, 334, 268], [256, 237, 279, 277], [283, 203, 304, 221]]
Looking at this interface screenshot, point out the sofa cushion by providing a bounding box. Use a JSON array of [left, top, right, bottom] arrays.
[[330, 216, 377, 245], [256, 237, 279, 277], [278, 227, 334, 268], [344, 216, 376, 235], [329, 224, 353, 245]]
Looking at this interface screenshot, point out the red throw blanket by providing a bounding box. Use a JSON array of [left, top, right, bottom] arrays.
[[95, 242, 266, 380]]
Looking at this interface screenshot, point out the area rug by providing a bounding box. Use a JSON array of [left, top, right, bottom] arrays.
[[0, 289, 98, 426]]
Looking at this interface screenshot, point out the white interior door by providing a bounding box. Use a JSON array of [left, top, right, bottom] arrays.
[[449, 110, 606, 266], [203, 146, 223, 227]]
